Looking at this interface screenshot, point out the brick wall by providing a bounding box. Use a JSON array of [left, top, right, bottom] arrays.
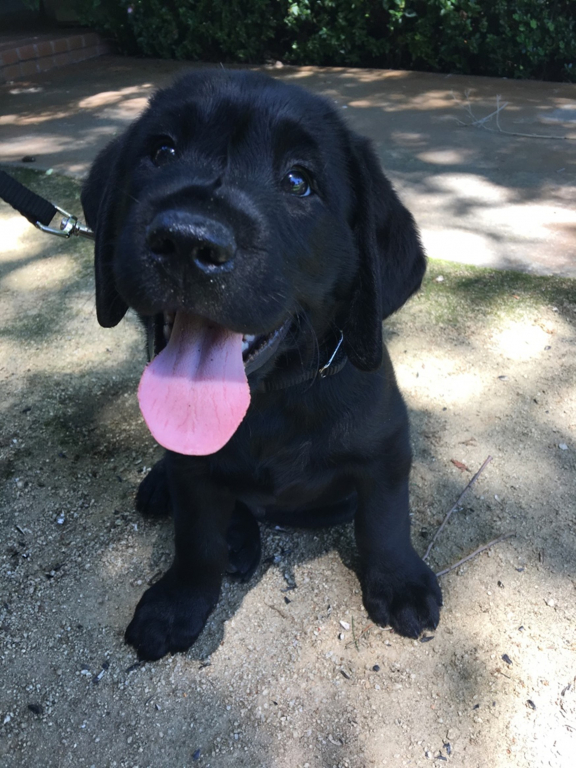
[[0, 32, 111, 83]]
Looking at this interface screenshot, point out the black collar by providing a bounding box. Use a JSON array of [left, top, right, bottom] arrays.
[[257, 331, 348, 393], [146, 318, 348, 394]]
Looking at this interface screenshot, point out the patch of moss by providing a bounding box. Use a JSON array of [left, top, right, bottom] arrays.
[[418, 260, 575, 329]]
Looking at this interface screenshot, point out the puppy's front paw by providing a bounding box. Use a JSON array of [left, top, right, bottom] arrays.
[[361, 556, 442, 639], [125, 569, 219, 660]]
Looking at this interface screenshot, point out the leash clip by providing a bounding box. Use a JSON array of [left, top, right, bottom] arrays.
[[35, 204, 95, 240]]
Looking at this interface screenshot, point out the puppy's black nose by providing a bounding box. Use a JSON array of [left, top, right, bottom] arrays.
[[146, 211, 235, 270]]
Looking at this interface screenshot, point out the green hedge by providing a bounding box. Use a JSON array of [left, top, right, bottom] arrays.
[[78, 0, 576, 82]]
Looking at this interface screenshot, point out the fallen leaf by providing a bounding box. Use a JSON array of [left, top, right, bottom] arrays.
[[536, 319, 555, 334]]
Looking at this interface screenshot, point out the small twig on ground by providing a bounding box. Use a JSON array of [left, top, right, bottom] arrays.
[[265, 602, 288, 619], [454, 90, 510, 129], [424, 455, 493, 562], [436, 533, 515, 577], [345, 622, 376, 650], [452, 91, 574, 141]]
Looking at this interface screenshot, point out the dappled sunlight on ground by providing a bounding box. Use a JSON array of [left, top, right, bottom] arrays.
[[416, 148, 478, 165], [396, 170, 576, 275], [3, 252, 78, 292], [0, 201, 143, 387], [0, 124, 121, 166], [422, 228, 497, 267], [349, 88, 457, 111], [0, 211, 32, 253], [77, 84, 154, 110], [0, 110, 72, 126], [492, 321, 555, 362], [394, 349, 485, 408], [99, 535, 154, 581], [425, 173, 510, 204]]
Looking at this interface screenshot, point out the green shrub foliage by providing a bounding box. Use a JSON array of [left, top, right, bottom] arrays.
[[78, 0, 575, 82]]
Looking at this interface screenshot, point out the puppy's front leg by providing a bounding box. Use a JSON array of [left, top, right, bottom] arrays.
[[354, 442, 442, 639], [125, 452, 234, 660]]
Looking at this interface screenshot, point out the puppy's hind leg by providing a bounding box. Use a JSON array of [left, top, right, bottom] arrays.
[[135, 457, 172, 518]]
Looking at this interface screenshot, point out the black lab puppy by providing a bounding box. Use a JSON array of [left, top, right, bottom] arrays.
[[82, 69, 441, 660]]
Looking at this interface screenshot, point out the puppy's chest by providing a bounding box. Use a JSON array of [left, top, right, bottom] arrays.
[[225, 439, 337, 507]]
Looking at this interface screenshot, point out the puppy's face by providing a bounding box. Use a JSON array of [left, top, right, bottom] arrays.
[[83, 69, 426, 412], [88, 72, 363, 368]]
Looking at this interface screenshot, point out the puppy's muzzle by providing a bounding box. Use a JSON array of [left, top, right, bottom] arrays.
[[146, 210, 236, 273]]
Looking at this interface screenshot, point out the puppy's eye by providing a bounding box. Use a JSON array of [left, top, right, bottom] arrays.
[[152, 142, 177, 166], [282, 168, 312, 197]]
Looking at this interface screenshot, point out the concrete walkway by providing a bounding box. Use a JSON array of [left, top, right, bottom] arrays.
[[0, 56, 575, 277]]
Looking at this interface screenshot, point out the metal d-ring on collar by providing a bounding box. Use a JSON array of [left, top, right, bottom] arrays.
[[318, 330, 344, 378], [259, 330, 348, 392]]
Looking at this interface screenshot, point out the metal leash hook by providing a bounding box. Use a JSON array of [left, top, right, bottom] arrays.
[[0, 168, 94, 241], [35, 204, 95, 240]]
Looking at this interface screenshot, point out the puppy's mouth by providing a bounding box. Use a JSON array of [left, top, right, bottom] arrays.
[[139, 312, 291, 457], [161, 311, 291, 375]]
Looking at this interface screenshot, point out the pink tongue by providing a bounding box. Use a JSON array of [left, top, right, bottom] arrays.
[[138, 313, 250, 455]]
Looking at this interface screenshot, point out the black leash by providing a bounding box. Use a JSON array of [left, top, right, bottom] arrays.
[[0, 169, 94, 240]]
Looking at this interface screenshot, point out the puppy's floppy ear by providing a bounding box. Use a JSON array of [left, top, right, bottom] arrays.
[[81, 137, 129, 328], [343, 135, 426, 371]]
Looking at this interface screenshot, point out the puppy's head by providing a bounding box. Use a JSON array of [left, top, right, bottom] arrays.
[[82, 70, 425, 452]]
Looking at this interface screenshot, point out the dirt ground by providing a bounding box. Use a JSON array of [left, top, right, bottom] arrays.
[[0, 171, 575, 768]]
